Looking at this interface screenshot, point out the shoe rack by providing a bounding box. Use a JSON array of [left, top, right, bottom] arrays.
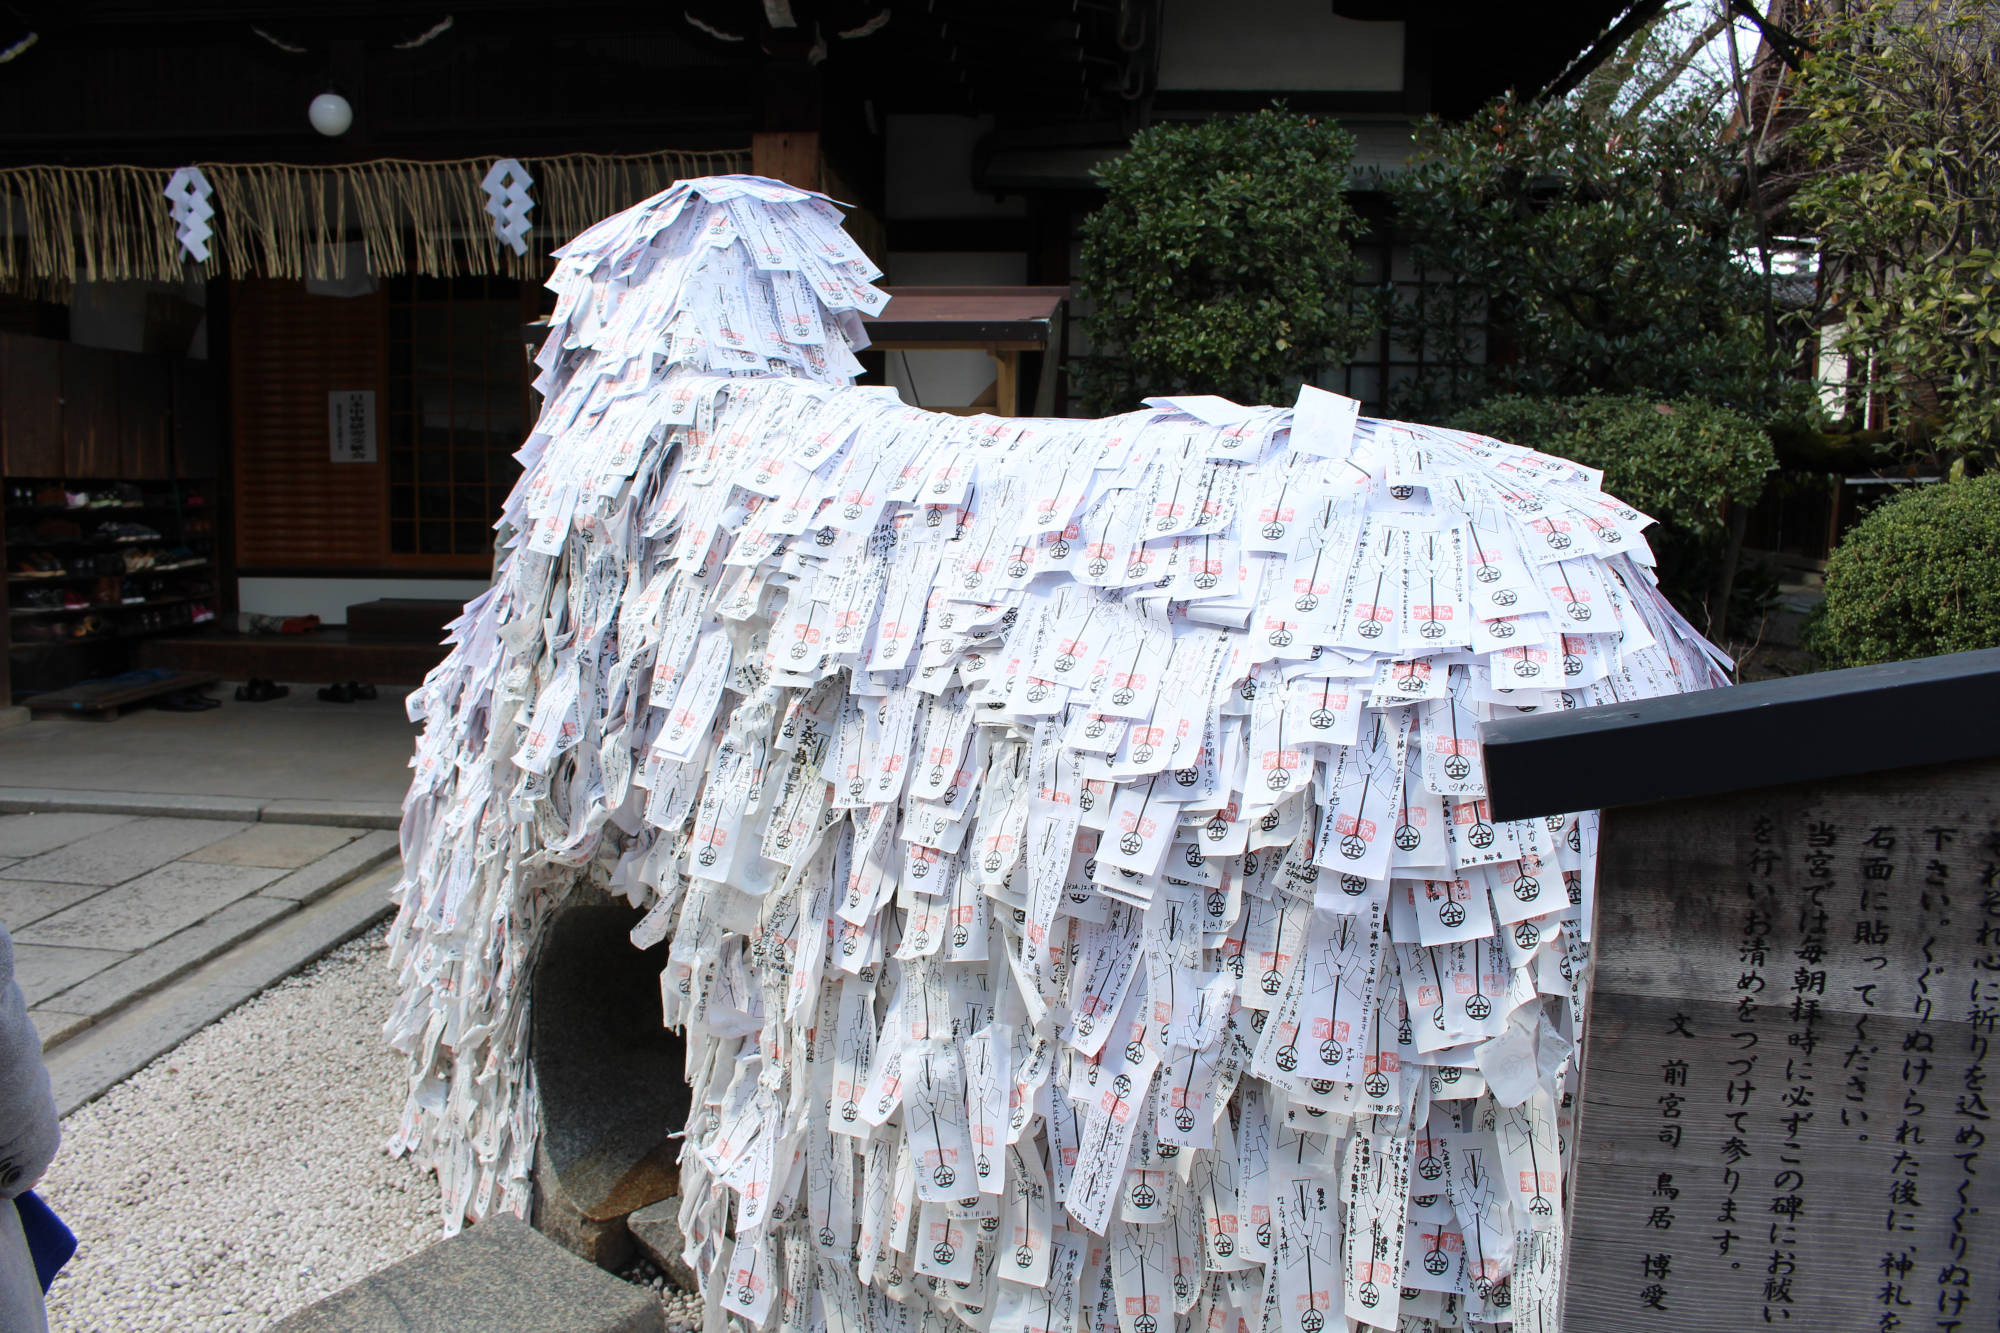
[[5, 478, 219, 695]]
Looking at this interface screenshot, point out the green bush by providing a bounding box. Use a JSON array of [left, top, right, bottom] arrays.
[[1805, 475, 2000, 668], [1074, 109, 1375, 415], [1453, 393, 1774, 615], [1385, 96, 1778, 421], [1792, 0, 2000, 468]]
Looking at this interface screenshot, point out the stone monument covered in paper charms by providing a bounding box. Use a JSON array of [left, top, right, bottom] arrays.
[[383, 176, 1730, 1333]]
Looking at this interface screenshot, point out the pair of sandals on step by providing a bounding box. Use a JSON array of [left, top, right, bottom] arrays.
[[233, 679, 377, 703]]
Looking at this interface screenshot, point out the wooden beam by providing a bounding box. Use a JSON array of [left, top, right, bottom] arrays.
[[1480, 647, 2000, 820]]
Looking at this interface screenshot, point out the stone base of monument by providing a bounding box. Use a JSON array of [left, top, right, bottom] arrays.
[[528, 885, 692, 1270], [628, 1195, 700, 1293], [269, 1213, 664, 1332]]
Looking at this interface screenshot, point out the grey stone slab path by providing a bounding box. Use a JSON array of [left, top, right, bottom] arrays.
[[13, 942, 126, 1006], [186, 822, 359, 867], [19, 861, 288, 950], [44, 864, 401, 1115], [0, 878, 105, 928], [0, 811, 132, 858], [5, 816, 246, 885], [0, 810, 402, 1052]]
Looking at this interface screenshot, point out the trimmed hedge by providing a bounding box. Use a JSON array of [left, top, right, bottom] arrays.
[[1806, 474, 2000, 668], [1453, 393, 1774, 614], [1074, 109, 1374, 414]]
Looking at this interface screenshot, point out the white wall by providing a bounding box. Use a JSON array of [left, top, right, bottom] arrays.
[[1158, 0, 1404, 91], [237, 576, 490, 627], [884, 115, 1028, 220], [68, 277, 209, 358]]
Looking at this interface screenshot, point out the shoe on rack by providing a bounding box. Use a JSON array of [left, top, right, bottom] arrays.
[[234, 679, 290, 703], [347, 681, 379, 701], [317, 682, 354, 703], [10, 553, 61, 578]]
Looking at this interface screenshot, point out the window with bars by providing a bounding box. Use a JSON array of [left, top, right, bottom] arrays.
[[1334, 225, 1489, 420], [386, 276, 535, 563], [1054, 214, 1485, 419]]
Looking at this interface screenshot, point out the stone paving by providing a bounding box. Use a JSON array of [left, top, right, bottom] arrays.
[[0, 809, 399, 1050]]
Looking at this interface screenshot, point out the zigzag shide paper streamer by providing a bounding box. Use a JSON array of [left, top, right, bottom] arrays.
[[385, 175, 1730, 1333]]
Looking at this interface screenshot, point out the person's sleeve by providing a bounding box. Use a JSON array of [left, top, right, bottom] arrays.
[[0, 924, 59, 1201]]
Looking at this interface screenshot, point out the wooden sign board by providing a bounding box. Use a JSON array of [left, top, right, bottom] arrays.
[[1566, 757, 2000, 1330]]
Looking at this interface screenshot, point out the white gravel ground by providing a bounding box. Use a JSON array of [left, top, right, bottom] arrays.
[[620, 1256, 706, 1331], [34, 923, 707, 1332], [38, 926, 442, 1332]]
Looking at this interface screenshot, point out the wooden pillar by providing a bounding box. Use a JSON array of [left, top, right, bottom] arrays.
[[751, 132, 822, 193], [992, 351, 1020, 417]]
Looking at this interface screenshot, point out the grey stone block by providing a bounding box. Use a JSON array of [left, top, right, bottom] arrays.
[[0, 811, 132, 859], [269, 1212, 664, 1333], [38, 895, 295, 1018], [10, 943, 125, 1006], [0, 879, 108, 930], [1, 816, 250, 886], [626, 1197, 699, 1294], [183, 822, 359, 869], [260, 798, 402, 830], [16, 859, 284, 951], [259, 831, 400, 904], [0, 788, 265, 821]]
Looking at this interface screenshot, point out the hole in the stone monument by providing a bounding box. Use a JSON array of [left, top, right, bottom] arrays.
[[529, 889, 689, 1266]]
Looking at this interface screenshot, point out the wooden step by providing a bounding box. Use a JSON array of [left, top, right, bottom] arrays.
[[26, 668, 219, 721], [344, 597, 464, 640], [138, 628, 448, 686]]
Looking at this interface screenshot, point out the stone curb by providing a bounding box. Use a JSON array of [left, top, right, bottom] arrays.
[[0, 787, 401, 829], [259, 831, 402, 906], [36, 896, 296, 1033], [44, 863, 400, 1116], [260, 799, 404, 829], [30, 838, 404, 1053]]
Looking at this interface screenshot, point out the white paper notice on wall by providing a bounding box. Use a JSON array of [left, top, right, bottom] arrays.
[[329, 389, 378, 463]]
